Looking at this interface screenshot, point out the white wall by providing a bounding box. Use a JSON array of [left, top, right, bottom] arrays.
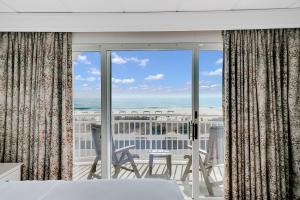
[[0, 8, 300, 32], [72, 31, 222, 45]]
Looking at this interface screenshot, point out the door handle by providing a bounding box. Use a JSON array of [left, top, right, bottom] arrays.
[[193, 123, 198, 140], [189, 121, 198, 141], [188, 121, 193, 140]]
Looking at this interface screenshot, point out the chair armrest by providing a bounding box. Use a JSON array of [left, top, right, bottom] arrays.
[[186, 145, 207, 155], [198, 149, 207, 155], [115, 145, 136, 153]]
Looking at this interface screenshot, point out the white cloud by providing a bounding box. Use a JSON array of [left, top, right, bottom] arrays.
[[86, 77, 96, 82], [112, 78, 135, 84], [112, 52, 127, 64], [145, 74, 164, 81], [183, 80, 221, 89], [75, 75, 84, 80], [210, 84, 221, 88], [200, 80, 211, 85], [111, 52, 149, 67], [200, 83, 221, 89], [216, 58, 223, 64], [200, 79, 221, 90], [200, 85, 209, 88], [139, 59, 149, 67], [75, 75, 96, 82], [126, 57, 149, 67], [87, 67, 101, 75], [82, 83, 89, 87], [77, 54, 91, 65], [204, 68, 222, 76]]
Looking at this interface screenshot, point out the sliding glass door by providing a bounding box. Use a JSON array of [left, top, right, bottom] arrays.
[[71, 44, 224, 199]]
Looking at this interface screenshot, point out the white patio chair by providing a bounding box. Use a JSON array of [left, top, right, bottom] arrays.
[[87, 123, 141, 179], [181, 126, 224, 196]]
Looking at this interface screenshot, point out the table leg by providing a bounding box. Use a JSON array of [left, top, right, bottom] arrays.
[[149, 154, 154, 176], [167, 155, 172, 177]]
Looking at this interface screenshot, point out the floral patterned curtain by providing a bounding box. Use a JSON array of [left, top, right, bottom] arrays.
[[0, 32, 73, 180], [223, 29, 300, 199]]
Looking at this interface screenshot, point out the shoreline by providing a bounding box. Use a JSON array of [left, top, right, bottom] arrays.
[[74, 106, 222, 116]]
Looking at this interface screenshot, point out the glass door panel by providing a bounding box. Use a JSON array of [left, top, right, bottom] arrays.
[[72, 52, 102, 180], [110, 50, 193, 197], [198, 50, 224, 197]]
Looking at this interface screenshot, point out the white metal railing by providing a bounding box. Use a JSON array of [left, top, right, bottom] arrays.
[[73, 111, 223, 163]]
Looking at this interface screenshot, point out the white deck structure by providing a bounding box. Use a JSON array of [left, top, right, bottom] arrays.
[[74, 110, 223, 162], [73, 109, 224, 197]]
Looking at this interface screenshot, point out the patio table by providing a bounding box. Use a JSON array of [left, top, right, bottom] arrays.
[[148, 150, 172, 177]]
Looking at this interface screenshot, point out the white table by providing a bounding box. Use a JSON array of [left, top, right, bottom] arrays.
[[148, 150, 172, 177], [0, 163, 23, 181]]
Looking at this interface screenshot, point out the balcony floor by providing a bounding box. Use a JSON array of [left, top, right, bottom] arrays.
[[73, 162, 224, 198]]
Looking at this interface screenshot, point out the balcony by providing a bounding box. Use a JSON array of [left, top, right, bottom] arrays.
[[73, 110, 224, 196]]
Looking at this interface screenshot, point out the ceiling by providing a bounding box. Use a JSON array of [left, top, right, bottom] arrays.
[[0, 0, 300, 13], [0, 0, 299, 32]]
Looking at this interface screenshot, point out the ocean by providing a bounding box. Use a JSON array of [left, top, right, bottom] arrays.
[[74, 96, 222, 110]]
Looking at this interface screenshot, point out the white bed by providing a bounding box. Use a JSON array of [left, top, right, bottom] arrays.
[[0, 179, 185, 200]]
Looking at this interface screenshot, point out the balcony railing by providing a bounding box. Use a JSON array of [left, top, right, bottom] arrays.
[[73, 110, 224, 163]]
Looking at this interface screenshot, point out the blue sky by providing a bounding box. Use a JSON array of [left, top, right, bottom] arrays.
[[199, 50, 223, 97], [111, 50, 192, 96], [73, 50, 223, 106]]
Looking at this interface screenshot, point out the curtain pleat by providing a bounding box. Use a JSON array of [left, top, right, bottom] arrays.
[[0, 32, 73, 180], [223, 29, 300, 200]]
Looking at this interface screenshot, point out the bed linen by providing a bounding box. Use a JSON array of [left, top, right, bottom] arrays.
[[0, 179, 185, 200]]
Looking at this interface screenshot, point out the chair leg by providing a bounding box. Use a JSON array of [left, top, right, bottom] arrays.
[[181, 155, 192, 181], [87, 157, 99, 179], [127, 151, 141, 178], [113, 165, 121, 178], [199, 155, 214, 196]]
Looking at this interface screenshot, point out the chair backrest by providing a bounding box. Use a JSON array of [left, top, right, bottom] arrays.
[[91, 123, 101, 157], [91, 123, 118, 164], [205, 126, 224, 165]]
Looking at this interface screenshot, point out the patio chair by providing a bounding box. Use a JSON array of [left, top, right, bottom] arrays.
[[181, 126, 224, 196], [87, 123, 141, 179]]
